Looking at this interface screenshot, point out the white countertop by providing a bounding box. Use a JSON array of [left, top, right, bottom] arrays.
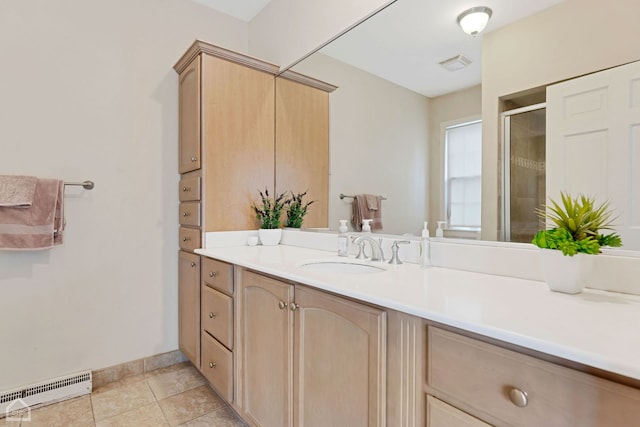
[[196, 244, 640, 382]]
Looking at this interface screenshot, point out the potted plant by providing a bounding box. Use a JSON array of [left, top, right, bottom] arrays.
[[251, 188, 286, 245], [284, 190, 315, 229], [532, 192, 622, 293]]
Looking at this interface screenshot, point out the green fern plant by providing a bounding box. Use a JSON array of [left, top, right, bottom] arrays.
[[284, 190, 314, 228], [251, 188, 286, 229], [532, 192, 622, 256]]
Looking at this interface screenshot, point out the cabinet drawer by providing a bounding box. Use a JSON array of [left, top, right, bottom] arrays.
[[201, 331, 233, 403], [426, 395, 491, 427], [201, 257, 234, 295], [179, 227, 201, 251], [427, 326, 640, 427], [179, 202, 201, 227], [201, 286, 233, 350], [179, 175, 201, 201]]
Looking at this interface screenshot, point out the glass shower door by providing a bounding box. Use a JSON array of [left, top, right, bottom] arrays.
[[502, 104, 546, 243]]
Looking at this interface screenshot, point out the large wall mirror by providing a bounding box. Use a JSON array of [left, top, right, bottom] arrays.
[[280, 0, 640, 251]]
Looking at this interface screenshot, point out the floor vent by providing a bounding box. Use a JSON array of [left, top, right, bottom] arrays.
[[0, 370, 92, 419]]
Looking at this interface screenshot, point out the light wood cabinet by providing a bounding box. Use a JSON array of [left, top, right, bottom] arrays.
[[238, 269, 386, 427], [275, 76, 331, 228], [426, 396, 491, 427], [426, 325, 640, 427], [178, 55, 201, 174], [178, 251, 200, 367]]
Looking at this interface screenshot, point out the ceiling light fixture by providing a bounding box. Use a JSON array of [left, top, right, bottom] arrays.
[[457, 6, 492, 37]]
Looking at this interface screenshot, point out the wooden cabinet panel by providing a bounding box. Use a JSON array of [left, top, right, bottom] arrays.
[[275, 77, 329, 228], [179, 202, 201, 227], [179, 227, 201, 252], [240, 270, 294, 427], [201, 257, 234, 295], [201, 286, 233, 350], [179, 173, 201, 202], [178, 251, 200, 367], [426, 396, 491, 427], [427, 326, 640, 427], [202, 54, 275, 231], [201, 331, 233, 402], [179, 56, 201, 173], [293, 286, 386, 427]]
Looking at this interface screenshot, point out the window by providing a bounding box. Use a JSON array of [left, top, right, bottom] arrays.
[[444, 120, 482, 230]]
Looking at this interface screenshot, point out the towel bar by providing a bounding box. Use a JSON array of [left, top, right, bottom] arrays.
[[64, 180, 95, 190], [340, 193, 386, 200]]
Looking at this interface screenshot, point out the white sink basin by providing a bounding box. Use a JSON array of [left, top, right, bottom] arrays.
[[299, 259, 386, 274]]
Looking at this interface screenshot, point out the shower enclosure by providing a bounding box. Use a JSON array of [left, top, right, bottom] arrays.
[[501, 103, 546, 243]]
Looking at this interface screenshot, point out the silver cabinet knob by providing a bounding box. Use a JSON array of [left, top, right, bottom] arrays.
[[278, 301, 288, 310], [209, 271, 216, 278], [209, 362, 216, 368], [190, 262, 196, 267], [191, 156, 197, 162], [183, 212, 189, 217], [182, 186, 189, 192], [182, 236, 189, 242], [509, 387, 528, 407], [209, 312, 216, 319], [290, 303, 300, 311]]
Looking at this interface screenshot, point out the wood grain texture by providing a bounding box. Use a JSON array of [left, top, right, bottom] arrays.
[[201, 257, 234, 296], [201, 331, 234, 402], [178, 56, 201, 174], [426, 395, 491, 427], [275, 77, 329, 228], [201, 286, 234, 350], [178, 251, 201, 368], [202, 54, 275, 231], [178, 172, 201, 202]]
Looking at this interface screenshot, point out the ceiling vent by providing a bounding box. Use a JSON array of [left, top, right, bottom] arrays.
[[439, 54, 472, 71]]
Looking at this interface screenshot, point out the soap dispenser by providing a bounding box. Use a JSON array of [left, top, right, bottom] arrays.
[[362, 219, 372, 233], [338, 220, 349, 257], [435, 221, 445, 238], [420, 221, 431, 268]]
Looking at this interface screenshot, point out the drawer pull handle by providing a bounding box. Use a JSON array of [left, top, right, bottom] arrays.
[[182, 186, 189, 192], [191, 156, 197, 162], [290, 303, 300, 311], [183, 236, 190, 242], [209, 312, 216, 319], [509, 387, 528, 407], [190, 262, 196, 267], [183, 212, 189, 217], [278, 301, 288, 310], [209, 362, 216, 369], [209, 271, 216, 278]]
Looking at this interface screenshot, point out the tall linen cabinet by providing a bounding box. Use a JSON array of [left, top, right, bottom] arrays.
[[173, 40, 335, 406]]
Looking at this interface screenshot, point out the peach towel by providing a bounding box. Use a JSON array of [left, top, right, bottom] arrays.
[[0, 178, 65, 250], [0, 175, 37, 207], [351, 194, 383, 231]]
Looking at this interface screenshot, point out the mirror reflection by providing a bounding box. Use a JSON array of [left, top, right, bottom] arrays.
[[286, 0, 640, 250]]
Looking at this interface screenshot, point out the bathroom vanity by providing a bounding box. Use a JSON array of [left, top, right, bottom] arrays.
[[190, 241, 640, 427]]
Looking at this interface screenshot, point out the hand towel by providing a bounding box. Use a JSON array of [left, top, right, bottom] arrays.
[[0, 178, 65, 250], [351, 194, 383, 231], [0, 175, 37, 207]]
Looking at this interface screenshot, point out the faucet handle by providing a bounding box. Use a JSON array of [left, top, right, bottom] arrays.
[[388, 240, 410, 265]]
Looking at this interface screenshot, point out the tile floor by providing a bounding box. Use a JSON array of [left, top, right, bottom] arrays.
[[2, 362, 247, 427]]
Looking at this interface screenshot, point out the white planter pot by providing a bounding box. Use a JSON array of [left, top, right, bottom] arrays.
[[258, 228, 282, 246], [539, 249, 592, 294]]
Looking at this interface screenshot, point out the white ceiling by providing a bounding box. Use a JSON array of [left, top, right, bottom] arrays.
[[194, 0, 564, 97]]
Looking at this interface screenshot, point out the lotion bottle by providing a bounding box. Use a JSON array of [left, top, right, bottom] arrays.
[[435, 221, 445, 238], [362, 219, 372, 233], [338, 220, 349, 257], [420, 221, 431, 268]]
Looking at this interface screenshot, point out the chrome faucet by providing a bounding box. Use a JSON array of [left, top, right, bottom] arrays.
[[352, 236, 384, 261]]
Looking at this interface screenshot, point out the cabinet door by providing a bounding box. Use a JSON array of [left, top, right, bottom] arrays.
[[275, 77, 329, 228], [240, 271, 294, 427], [178, 251, 200, 367], [293, 286, 386, 427], [178, 55, 201, 174]]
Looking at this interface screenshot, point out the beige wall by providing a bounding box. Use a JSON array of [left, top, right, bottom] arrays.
[[0, 0, 246, 391], [428, 85, 482, 237], [294, 54, 430, 235], [481, 0, 640, 240], [249, 0, 394, 69]]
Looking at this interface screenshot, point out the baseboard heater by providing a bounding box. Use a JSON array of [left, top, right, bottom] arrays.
[[0, 370, 92, 418]]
